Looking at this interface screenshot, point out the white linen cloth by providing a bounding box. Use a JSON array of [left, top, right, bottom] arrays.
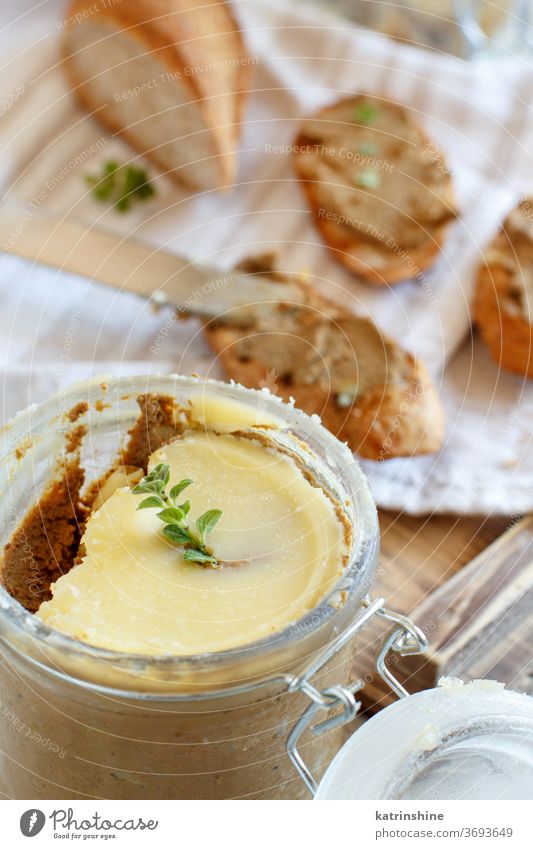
[[0, 0, 531, 514]]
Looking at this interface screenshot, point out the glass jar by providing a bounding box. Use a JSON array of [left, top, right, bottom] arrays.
[[0, 374, 403, 800]]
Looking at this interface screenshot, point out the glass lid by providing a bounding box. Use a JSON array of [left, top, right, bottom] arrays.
[[316, 679, 533, 800]]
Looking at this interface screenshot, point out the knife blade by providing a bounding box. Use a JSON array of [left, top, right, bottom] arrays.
[[0, 207, 306, 322]]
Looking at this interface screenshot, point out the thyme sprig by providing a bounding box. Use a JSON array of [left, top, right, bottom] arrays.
[[132, 464, 223, 566], [85, 160, 155, 212]]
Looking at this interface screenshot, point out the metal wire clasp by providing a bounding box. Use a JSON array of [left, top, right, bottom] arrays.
[[375, 607, 429, 699], [285, 598, 428, 796]]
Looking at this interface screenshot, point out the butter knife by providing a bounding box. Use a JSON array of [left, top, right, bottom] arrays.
[[0, 207, 305, 322]]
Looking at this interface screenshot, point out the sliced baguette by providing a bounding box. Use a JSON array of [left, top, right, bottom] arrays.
[[63, 0, 250, 190], [474, 199, 533, 378], [293, 95, 457, 284], [203, 256, 445, 459]]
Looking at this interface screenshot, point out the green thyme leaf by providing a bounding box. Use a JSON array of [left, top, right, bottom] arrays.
[[132, 479, 164, 495], [354, 101, 378, 125], [157, 506, 185, 524], [125, 165, 155, 200], [136, 181, 155, 199], [115, 196, 131, 213], [183, 549, 217, 564], [196, 509, 223, 545], [169, 479, 193, 499], [137, 496, 165, 510], [152, 464, 171, 486], [162, 524, 191, 545], [133, 468, 223, 567], [141, 467, 165, 485], [85, 160, 155, 213]]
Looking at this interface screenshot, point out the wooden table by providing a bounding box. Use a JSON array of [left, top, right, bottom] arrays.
[[0, 2, 529, 715], [354, 510, 531, 710], [378, 510, 509, 610]]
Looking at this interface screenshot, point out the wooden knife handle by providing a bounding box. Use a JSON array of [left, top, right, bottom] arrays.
[[0, 206, 193, 301]]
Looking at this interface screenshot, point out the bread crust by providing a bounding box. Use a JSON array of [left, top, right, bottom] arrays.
[[63, 0, 250, 189], [474, 263, 533, 378], [64, 72, 228, 192], [305, 183, 450, 285], [293, 95, 457, 284], [202, 257, 445, 460], [203, 328, 444, 459]]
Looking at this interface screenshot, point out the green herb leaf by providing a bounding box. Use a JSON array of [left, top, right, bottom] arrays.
[[115, 196, 131, 214], [196, 509, 223, 544], [354, 101, 378, 125], [132, 479, 164, 495], [85, 174, 113, 201], [137, 495, 165, 510], [183, 549, 217, 564], [133, 469, 224, 567], [169, 479, 193, 499], [85, 160, 155, 213], [152, 464, 171, 486], [137, 181, 155, 199], [157, 506, 185, 524], [125, 165, 155, 200], [163, 524, 191, 545], [356, 169, 381, 189]]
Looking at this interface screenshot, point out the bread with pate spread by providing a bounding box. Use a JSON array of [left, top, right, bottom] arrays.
[[293, 95, 457, 284], [203, 255, 445, 459], [474, 199, 533, 378]]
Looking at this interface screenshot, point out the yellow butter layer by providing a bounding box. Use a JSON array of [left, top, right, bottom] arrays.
[[188, 391, 284, 432], [37, 431, 348, 655]]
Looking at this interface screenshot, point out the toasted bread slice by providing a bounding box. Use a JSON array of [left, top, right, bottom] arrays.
[[203, 256, 445, 459], [293, 95, 457, 284], [474, 200, 533, 378], [63, 0, 250, 190]]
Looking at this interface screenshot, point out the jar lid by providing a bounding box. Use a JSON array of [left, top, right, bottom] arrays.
[[316, 679, 533, 800]]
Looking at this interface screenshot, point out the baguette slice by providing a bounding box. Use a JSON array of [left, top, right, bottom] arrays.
[[63, 0, 249, 190], [293, 95, 457, 284], [474, 199, 533, 378], [203, 256, 445, 459]]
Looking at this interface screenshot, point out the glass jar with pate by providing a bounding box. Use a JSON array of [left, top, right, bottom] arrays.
[[0, 374, 425, 800]]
